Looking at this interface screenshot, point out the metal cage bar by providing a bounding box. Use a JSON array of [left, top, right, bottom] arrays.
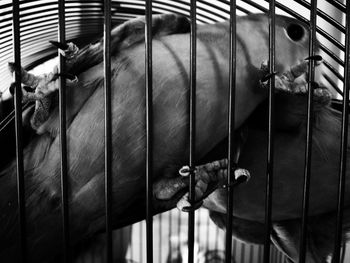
[[188, 0, 197, 262], [292, 0, 345, 33], [324, 0, 346, 13], [263, 1, 276, 262], [103, 0, 113, 262], [145, 0, 154, 262], [12, 1, 27, 262], [323, 73, 343, 97], [333, 3, 350, 263], [299, 0, 318, 262], [58, 1, 71, 262], [225, 0, 236, 262]]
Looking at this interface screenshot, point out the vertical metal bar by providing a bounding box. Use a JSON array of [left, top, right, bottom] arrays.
[[58, 1, 70, 262], [232, 236, 236, 258], [140, 223, 143, 263], [188, 1, 197, 263], [206, 214, 210, 251], [12, 1, 27, 262], [177, 210, 181, 253], [240, 243, 245, 263], [332, 3, 350, 263], [145, 0, 153, 262], [129, 226, 134, 259], [159, 214, 162, 262], [341, 241, 346, 263], [278, 250, 282, 263], [258, 244, 262, 263], [215, 223, 219, 252], [103, 0, 113, 262], [225, 0, 236, 262], [299, 1, 317, 262], [196, 209, 200, 245], [249, 245, 254, 263], [168, 210, 172, 258], [263, 1, 275, 263]]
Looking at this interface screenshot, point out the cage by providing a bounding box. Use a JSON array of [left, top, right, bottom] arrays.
[[0, 0, 350, 263]]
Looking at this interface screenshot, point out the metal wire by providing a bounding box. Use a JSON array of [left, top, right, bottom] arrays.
[[57, 1, 71, 262], [324, 0, 346, 13], [263, 1, 275, 262], [188, 0, 197, 262], [145, 0, 154, 262], [292, 0, 344, 33], [323, 60, 344, 84], [225, 0, 236, 262], [323, 73, 343, 96], [159, 213, 162, 261], [320, 43, 344, 68], [12, 1, 27, 262], [3, 0, 349, 92], [0, 103, 33, 134], [332, 3, 350, 262], [341, 241, 347, 263], [299, 0, 318, 262], [103, 0, 113, 262]]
